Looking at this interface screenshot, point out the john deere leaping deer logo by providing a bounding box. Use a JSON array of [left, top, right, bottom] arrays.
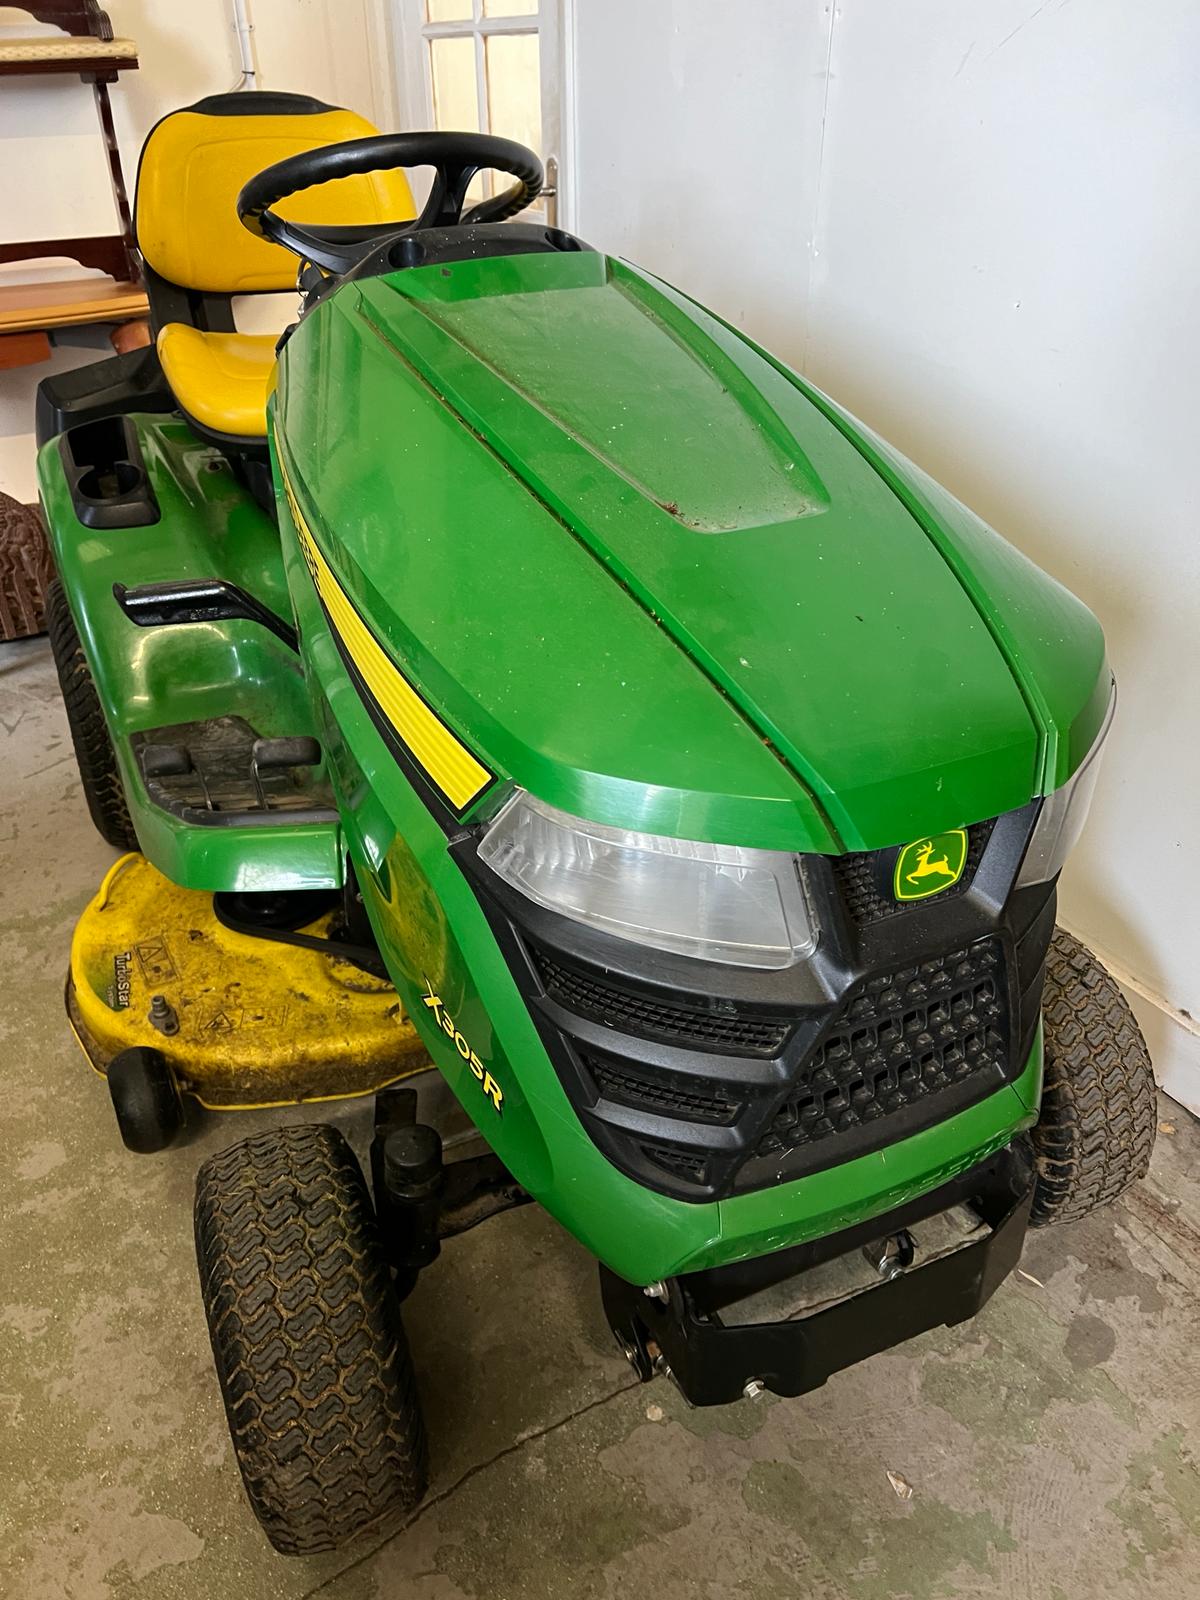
[[893, 829, 968, 902]]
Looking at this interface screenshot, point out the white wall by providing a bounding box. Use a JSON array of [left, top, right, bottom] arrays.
[[0, 0, 393, 501], [571, 0, 1200, 1110], [571, 0, 829, 361], [807, 0, 1200, 1112]]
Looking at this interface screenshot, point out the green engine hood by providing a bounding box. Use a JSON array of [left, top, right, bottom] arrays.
[[275, 249, 1106, 852]]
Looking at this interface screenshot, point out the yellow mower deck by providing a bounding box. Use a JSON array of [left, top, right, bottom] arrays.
[[68, 855, 430, 1108]]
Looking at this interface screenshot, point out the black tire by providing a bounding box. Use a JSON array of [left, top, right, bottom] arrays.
[[44, 577, 137, 850], [107, 1046, 184, 1152], [194, 1125, 428, 1555], [1029, 928, 1157, 1226]]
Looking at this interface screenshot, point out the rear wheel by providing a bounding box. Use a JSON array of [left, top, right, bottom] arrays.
[[194, 1124, 428, 1554], [1030, 928, 1156, 1226], [45, 578, 136, 849]]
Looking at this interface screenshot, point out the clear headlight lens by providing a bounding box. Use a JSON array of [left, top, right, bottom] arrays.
[[1016, 682, 1116, 887], [478, 792, 817, 969]]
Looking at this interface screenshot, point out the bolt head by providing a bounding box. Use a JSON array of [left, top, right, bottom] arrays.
[[643, 1280, 669, 1303], [743, 1378, 767, 1400]]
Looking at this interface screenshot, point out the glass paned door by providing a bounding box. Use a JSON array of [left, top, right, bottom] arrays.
[[402, 0, 562, 222]]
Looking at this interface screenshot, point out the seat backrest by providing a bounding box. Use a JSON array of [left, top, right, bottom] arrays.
[[135, 91, 416, 294]]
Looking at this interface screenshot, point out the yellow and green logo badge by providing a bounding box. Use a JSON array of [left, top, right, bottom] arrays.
[[893, 829, 968, 902]]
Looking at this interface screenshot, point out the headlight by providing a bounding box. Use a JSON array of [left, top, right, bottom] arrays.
[[1017, 682, 1115, 887], [478, 792, 817, 969]]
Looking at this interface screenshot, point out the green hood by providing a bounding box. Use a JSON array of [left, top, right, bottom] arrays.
[[275, 249, 1106, 852]]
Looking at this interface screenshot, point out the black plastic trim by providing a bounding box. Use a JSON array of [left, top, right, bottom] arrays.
[[114, 577, 299, 652], [173, 409, 271, 456], [187, 91, 336, 118], [59, 415, 160, 528], [141, 264, 236, 341], [453, 804, 1055, 1204], [340, 221, 594, 290], [130, 717, 337, 829], [35, 346, 173, 449], [600, 1137, 1034, 1406]]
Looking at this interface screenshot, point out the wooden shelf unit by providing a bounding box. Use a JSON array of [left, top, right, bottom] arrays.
[[1, 1, 144, 361]]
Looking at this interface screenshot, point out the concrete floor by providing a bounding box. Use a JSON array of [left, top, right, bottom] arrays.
[[2, 632, 1198, 1600]]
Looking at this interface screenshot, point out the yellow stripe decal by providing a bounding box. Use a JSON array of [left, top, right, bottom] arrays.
[[279, 459, 492, 811]]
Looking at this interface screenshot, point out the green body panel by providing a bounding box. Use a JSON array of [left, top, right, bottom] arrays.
[[274, 250, 1098, 851], [276, 285, 825, 854], [279, 469, 1042, 1280], [690, 302, 1110, 788], [37, 417, 341, 890], [839, 438, 1111, 787]]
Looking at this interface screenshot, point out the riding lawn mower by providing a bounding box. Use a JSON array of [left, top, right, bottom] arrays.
[[36, 92, 1156, 1554]]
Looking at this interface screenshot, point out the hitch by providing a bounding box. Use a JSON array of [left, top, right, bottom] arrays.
[[861, 1229, 916, 1280]]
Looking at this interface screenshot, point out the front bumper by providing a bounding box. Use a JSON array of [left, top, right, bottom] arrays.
[[602, 1136, 1034, 1406]]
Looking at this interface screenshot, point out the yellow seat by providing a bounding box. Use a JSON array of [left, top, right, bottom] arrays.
[[134, 92, 416, 444], [156, 327, 279, 440]]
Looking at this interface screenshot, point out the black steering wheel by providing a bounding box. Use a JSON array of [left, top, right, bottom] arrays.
[[237, 131, 543, 275]]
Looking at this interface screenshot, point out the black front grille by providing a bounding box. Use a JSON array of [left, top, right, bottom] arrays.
[[459, 804, 1049, 1205], [755, 939, 1007, 1162], [640, 1142, 710, 1184], [586, 1054, 742, 1125], [831, 820, 996, 926], [532, 946, 791, 1056]]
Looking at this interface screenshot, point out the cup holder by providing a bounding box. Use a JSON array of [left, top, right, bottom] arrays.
[[60, 415, 160, 529], [76, 460, 145, 502]]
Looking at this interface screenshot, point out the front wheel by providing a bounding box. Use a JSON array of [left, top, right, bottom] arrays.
[[108, 1046, 183, 1153], [1030, 928, 1156, 1226], [194, 1124, 428, 1554]]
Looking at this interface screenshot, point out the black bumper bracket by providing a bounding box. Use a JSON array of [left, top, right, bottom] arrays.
[[600, 1139, 1034, 1407]]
